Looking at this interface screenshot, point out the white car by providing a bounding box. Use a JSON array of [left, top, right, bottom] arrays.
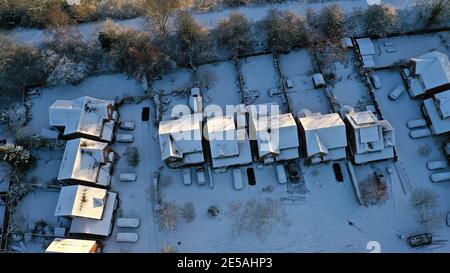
[[116, 233, 139, 243], [120, 173, 137, 182], [276, 164, 287, 184], [370, 74, 381, 89], [117, 218, 140, 228], [431, 172, 450, 183], [116, 134, 134, 143], [388, 85, 406, 100], [232, 169, 243, 190], [120, 121, 135, 130], [427, 161, 447, 170], [406, 119, 427, 129], [409, 128, 431, 139], [196, 166, 206, 185], [183, 168, 192, 186]]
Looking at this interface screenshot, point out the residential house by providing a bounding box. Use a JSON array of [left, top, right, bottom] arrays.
[[298, 113, 347, 164], [407, 51, 450, 98], [423, 90, 450, 135], [345, 111, 395, 164], [158, 113, 204, 167], [205, 115, 252, 169], [57, 138, 114, 187], [54, 185, 117, 237], [49, 96, 118, 142], [248, 104, 300, 164]]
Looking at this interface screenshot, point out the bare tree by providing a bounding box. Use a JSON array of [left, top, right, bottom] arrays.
[[261, 9, 310, 52], [124, 146, 139, 167], [411, 188, 438, 210], [215, 12, 254, 56], [417, 0, 450, 27], [156, 202, 181, 231], [364, 4, 399, 38], [318, 4, 345, 41], [143, 0, 185, 35], [360, 174, 388, 206], [181, 202, 196, 223]]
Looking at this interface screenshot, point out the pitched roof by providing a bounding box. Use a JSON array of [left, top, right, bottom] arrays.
[[299, 113, 347, 157], [54, 185, 107, 220], [356, 38, 375, 55], [45, 238, 97, 253], [434, 89, 450, 118], [411, 51, 450, 90], [57, 138, 109, 184], [206, 116, 239, 159], [49, 96, 114, 139]]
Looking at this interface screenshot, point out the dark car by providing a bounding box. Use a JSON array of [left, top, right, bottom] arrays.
[[287, 162, 300, 183], [407, 233, 433, 248]]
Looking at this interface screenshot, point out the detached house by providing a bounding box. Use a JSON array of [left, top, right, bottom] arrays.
[[345, 111, 395, 164], [205, 115, 252, 169], [298, 113, 347, 164], [54, 185, 118, 237], [248, 104, 300, 164], [423, 90, 450, 135], [49, 96, 118, 142], [58, 138, 114, 187], [407, 51, 450, 98], [158, 113, 204, 167]]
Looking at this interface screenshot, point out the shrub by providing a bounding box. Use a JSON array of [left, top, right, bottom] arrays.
[[261, 9, 310, 52], [0, 144, 33, 171], [0, 103, 27, 132], [364, 4, 399, 38], [46, 57, 89, 86], [156, 202, 180, 231], [411, 188, 438, 210], [215, 12, 254, 56], [360, 174, 388, 206], [417, 0, 450, 27], [181, 202, 196, 222], [124, 146, 140, 167]]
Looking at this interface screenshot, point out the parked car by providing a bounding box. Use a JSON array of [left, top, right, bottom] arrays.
[[116, 134, 134, 143], [117, 218, 140, 228], [116, 232, 139, 243], [196, 165, 206, 185], [388, 85, 406, 100], [406, 119, 427, 129], [407, 233, 432, 248], [276, 164, 287, 184], [183, 168, 192, 186], [370, 74, 381, 89], [430, 172, 450, 183], [409, 128, 431, 139], [232, 169, 243, 190], [120, 121, 135, 130], [287, 162, 300, 183], [427, 160, 447, 170], [120, 173, 137, 182]]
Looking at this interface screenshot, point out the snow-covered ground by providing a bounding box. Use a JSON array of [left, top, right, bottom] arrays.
[[373, 32, 450, 68]]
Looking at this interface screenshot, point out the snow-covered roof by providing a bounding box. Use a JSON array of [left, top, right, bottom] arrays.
[[423, 90, 450, 135], [49, 96, 115, 141], [434, 90, 450, 118], [57, 138, 110, 185], [54, 185, 108, 220], [158, 114, 204, 164], [206, 116, 239, 159], [299, 113, 347, 157], [206, 115, 252, 168], [69, 192, 117, 237], [356, 38, 375, 55], [45, 238, 97, 253], [411, 51, 450, 91]]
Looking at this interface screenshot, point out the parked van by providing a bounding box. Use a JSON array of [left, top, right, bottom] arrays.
[[406, 119, 427, 129], [409, 128, 431, 139], [276, 164, 287, 184], [427, 160, 447, 170], [116, 233, 139, 243], [117, 218, 140, 228], [430, 172, 450, 183], [388, 85, 406, 100], [233, 169, 243, 190], [116, 134, 134, 143], [120, 173, 137, 182], [183, 168, 192, 186]]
